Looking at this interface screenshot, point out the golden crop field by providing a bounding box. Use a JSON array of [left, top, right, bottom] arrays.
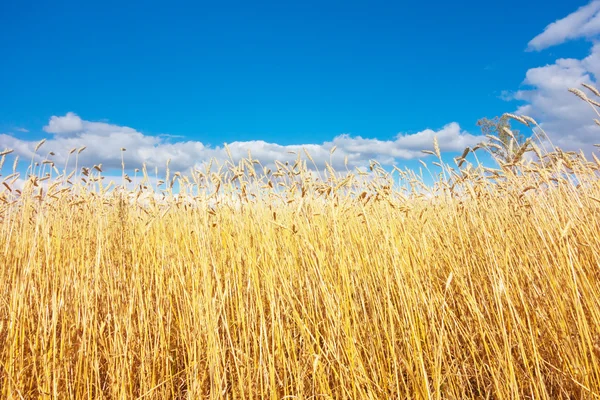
[[1, 109, 600, 399]]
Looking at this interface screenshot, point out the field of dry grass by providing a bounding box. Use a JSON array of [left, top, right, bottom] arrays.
[[1, 109, 600, 399]]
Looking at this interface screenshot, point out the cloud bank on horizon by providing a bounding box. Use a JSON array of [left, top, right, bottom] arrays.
[[1, 112, 480, 173], [2, 1, 600, 174]]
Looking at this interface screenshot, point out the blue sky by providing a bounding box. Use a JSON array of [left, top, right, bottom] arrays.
[[1, 0, 599, 178]]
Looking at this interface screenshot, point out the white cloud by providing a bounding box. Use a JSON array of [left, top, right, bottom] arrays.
[[15, 128, 29, 133], [43, 112, 84, 134], [511, 3, 600, 153], [527, 0, 600, 51], [0, 113, 482, 176], [332, 123, 479, 162]]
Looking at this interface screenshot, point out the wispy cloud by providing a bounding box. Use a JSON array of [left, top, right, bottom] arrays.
[[15, 128, 29, 133], [0, 113, 482, 174], [527, 0, 600, 51]]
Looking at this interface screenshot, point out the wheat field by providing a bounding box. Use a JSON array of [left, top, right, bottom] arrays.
[[1, 108, 600, 399]]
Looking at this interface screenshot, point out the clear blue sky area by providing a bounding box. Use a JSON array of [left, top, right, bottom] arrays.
[[0, 0, 591, 145]]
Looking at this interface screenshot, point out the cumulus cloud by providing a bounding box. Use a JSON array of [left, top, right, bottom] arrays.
[[0, 113, 482, 175], [527, 0, 600, 51], [510, 2, 600, 153], [44, 112, 85, 134], [331, 123, 479, 164], [513, 57, 598, 151]]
